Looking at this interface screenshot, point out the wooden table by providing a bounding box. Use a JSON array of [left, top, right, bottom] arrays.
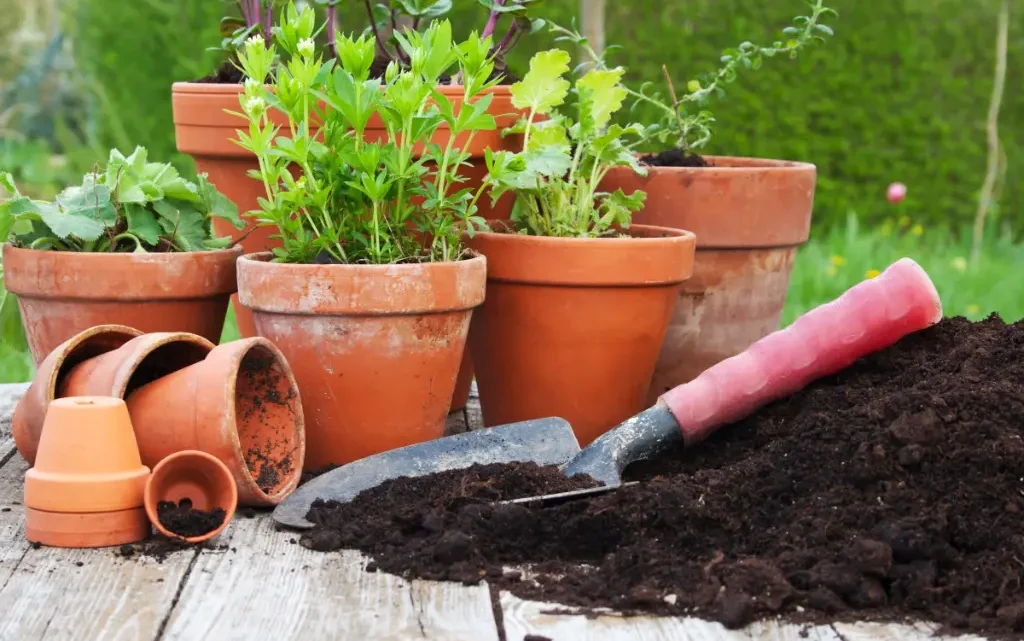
[[0, 383, 986, 641]]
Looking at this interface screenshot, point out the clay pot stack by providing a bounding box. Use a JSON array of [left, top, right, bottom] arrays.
[[13, 325, 303, 548]]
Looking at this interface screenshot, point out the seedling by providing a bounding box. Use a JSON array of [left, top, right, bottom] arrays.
[[234, 3, 500, 264], [0, 146, 243, 252], [477, 49, 647, 238], [552, 0, 836, 156]]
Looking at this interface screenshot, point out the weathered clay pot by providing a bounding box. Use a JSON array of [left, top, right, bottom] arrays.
[[600, 156, 817, 404], [145, 450, 238, 544], [2, 244, 241, 364], [236, 252, 487, 469], [24, 396, 151, 548], [12, 325, 143, 465], [465, 225, 696, 447], [125, 337, 305, 506]]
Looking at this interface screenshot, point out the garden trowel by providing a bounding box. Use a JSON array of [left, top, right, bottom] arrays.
[[274, 257, 943, 530]]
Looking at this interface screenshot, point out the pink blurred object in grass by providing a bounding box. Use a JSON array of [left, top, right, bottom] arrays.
[[662, 257, 942, 445], [887, 182, 907, 204]]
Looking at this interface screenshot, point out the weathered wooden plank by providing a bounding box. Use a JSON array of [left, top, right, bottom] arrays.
[[465, 384, 483, 431], [445, 409, 469, 436], [0, 448, 198, 641], [0, 383, 28, 442], [498, 592, 992, 641], [160, 514, 500, 641]]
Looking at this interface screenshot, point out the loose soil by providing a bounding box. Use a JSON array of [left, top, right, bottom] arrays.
[[157, 498, 227, 539], [301, 315, 1024, 637], [641, 149, 710, 168], [196, 61, 245, 84]]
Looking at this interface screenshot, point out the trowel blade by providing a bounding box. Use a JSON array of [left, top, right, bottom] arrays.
[[273, 417, 582, 529]]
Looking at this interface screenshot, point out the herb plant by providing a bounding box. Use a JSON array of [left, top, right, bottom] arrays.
[[213, 1, 284, 62], [552, 0, 836, 154], [480, 49, 647, 238], [0, 147, 243, 252], [234, 4, 500, 264]]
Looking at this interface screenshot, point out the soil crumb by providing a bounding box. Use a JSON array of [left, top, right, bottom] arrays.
[[157, 498, 227, 539], [641, 149, 710, 167], [302, 315, 1024, 636]]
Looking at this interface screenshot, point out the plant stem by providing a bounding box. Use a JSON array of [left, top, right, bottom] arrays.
[[364, 0, 388, 56], [482, 0, 504, 38], [972, 0, 1008, 265], [327, 5, 337, 58]]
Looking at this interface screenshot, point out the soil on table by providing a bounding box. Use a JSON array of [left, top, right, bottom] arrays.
[[157, 498, 227, 539], [641, 148, 710, 168], [301, 315, 1024, 637]]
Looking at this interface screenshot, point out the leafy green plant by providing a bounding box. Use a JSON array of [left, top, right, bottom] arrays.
[[234, 3, 500, 264], [480, 49, 647, 238], [552, 0, 836, 154], [0, 146, 243, 252], [211, 1, 288, 70]]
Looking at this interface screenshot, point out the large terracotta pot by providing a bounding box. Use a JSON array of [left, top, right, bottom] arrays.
[[171, 83, 524, 411], [2, 244, 241, 364], [236, 252, 487, 469], [600, 156, 816, 405], [465, 225, 696, 447]]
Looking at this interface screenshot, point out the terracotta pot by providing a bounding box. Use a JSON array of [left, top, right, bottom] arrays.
[[12, 325, 143, 465], [236, 251, 487, 469], [600, 156, 817, 405], [171, 82, 523, 347], [465, 225, 696, 447], [2, 244, 241, 365], [144, 450, 238, 544], [125, 337, 305, 506], [24, 396, 151, 548]]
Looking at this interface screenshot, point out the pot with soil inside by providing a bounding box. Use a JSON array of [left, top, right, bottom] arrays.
[[232, 21, 492, 469], [145, 449, 237, 544], [125, 337, 305, 506], [601, 155, 816, 404], [0, 147, 245, 364]]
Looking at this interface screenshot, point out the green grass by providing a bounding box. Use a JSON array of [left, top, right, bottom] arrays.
[[1, 216, 1021, 385]]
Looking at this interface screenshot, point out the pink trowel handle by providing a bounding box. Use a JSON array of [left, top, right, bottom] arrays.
[[661, 257, 943, 446]]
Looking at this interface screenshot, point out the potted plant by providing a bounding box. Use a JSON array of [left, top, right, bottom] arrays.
[[171, 0, 540, 349], [563, 0, 836, 405], [232, 16, 491, 469], [464, 49, 697, 447], [0, 146, 245, 363]]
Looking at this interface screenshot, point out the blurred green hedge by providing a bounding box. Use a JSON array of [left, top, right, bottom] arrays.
[[69, 0, 1023, 230]]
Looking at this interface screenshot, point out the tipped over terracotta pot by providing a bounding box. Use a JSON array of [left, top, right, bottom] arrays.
[[236, 252, 486, 469], [600, 156, 817, 404], [125, 337, 305, 506], [465, 225, 696, 447], [2, 244, 241, 364], [145, 450, 237, 544]]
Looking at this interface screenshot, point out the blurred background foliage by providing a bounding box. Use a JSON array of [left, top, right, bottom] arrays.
[[0, 0, 1021, 232]]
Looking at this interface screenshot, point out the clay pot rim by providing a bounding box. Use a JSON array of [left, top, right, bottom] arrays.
[[466, 224, 696, 287], [109, 331, 216, 399], [3, 243, 243, 260], [145, 449, 238, 544], [42, 324, 145, 404], [237, 250, 487, 315], [634, 154, 817, 173]]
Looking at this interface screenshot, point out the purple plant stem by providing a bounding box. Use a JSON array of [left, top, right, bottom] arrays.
[[262, 1, 272, 40], [238, 0, 253, 26], [327, 4, 337, 58], [482, 0, 505, 38], [363, 0, 388, 55], [495, 20, 520, 55]]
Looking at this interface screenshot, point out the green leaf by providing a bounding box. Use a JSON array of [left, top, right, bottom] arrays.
[[522, 147, 572, 179], [576, 68, 628, 130], [156, 206, 208, 252], [511, 49, 571, 114], [56, 179, 117, 226], [197, 174, 244, 230], [36, 202, 106, 241], [124, 204, 161, 246], [526, 118, 570, 153]]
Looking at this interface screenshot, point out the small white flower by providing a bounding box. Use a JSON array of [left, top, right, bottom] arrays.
[[246, 34, 265, 48], [245, 96, 266, 116], [297, 38, 315, 58], [244, 77, 262, 93]]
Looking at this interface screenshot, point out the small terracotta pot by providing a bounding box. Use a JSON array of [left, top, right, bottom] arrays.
[[12, 325, 143, 465], [145, 450, 238, 544], [171, 82, 523, 351], [2, 244, 241, 365], [24, 396, 151, 548], [465, 225, 696, 447], [236, 252, 487, 469], [600, 157, 817, 404], [125, 337, 305, 506]]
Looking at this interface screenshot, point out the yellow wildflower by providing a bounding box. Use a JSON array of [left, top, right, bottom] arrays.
[[865, 269, 880, 279], [829, 255, 846, 267], [910, 224, 924, 236], [951, 257, 967, 273], [966, 304, 981, 317]]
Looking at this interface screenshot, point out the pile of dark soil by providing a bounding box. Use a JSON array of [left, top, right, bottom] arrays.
[[301, 315, 1024, 636], [157, 498, 227, 539], [641, 149, 710, 168]]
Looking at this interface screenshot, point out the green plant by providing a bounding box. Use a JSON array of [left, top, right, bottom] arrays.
[[211, 1, 287, 67], [552, 0, 836, 154], [234, 4, 501, 264], [0, 146, 243, 252], [480, 48, 647, 238]]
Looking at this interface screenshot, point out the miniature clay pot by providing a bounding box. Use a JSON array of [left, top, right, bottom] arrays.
[[236, 252, 487, 469], [24, 396, 151, 548], [2, 244, 241, 365], [600, 157, 816, 404], [12, 325, 143, 465], [124, 337, 305, 506], [465, 225, 696, 448], [144, 450, 238, 544], [172, 83, 523, 352]]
